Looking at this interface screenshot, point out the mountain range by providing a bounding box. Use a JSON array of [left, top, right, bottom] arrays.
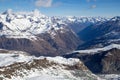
[[78, 16, 120, 49], [0, 10, 81, 56], [0, 10, 120, 80]]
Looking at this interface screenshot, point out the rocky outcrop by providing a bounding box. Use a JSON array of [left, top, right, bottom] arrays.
[[0, 50, 100, 80], [64, 48, 120, 74]]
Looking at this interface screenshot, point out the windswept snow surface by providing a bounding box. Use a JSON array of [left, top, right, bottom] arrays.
[[98, 74, 120, 80], [73, 44, 120, 54], [0, 50, 80, 67], [0, 53, 34, 67], [0, 50, 102, 80], [10, 68, 82, 80]]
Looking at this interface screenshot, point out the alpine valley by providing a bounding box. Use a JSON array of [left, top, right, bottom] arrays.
[[0, 10, 120, 80]]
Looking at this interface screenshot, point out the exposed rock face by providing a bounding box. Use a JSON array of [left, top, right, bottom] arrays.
[[0, 29, 80, 56], [64, 48, 120, 74], [101, 48, 120, 74]]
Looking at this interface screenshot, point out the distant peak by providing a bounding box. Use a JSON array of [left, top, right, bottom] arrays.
[[2, 9, 13, 15], [33, 9, 44, 17], [1, 9, 45, 18], [111, 16, 120, 21]]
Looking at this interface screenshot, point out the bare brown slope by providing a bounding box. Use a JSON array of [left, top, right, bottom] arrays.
[[0, 29, 81, 56]]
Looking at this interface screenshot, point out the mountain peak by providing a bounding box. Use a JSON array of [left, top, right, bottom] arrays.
[[33, 9, 40, 17], [1, 9, 45, 18], [2, 9, 13, 15], [111, 16, 120, 21]]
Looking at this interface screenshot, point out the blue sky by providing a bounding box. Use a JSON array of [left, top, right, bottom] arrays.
[[0, 0, 120, 17]]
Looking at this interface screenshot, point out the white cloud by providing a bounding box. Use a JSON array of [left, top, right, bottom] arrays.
[[91, 5, 97, 9], [35, 0, 52, 7]]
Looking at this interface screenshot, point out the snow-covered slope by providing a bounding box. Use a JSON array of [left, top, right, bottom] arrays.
[[0, 51, 80, 67], [0, 49, 101, 80], [51, 16, 110, 33], [0, 9, 66, 40], [73, 44, 120, 54]]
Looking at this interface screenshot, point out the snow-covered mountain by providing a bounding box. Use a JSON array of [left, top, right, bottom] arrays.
[[78, 16, 120, 49], [51, 16, 110, 33], [0, 10, 119, 80], [0, 9, 66, 40], [0, 9, 110, 39], [0, 9, 81, 56], [0, 49, 100, 80], [74, 44, 120, 54]]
